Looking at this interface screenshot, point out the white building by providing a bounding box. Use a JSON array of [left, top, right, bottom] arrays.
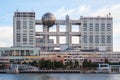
[[80, 17, 113, 52], [13, 12, 35, 47], [0, 11, 118, 64], [13, 11, 113, 52], [0, 47, 40, 63]]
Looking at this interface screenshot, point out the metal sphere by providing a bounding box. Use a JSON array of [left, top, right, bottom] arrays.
[[42, 12, 55, 27]]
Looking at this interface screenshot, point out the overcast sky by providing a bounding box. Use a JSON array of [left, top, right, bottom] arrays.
[[0, 0, 120, 51]]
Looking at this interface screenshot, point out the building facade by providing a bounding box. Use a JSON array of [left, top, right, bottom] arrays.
[[80, 17, 113, 52], [0, 11, 116, 64], [13, 12, 35, 47], [13, 11, 113, 52], [0, 47, 40, 63]]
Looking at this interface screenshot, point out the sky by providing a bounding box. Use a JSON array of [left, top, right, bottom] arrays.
[[0, 0, 120, 51]]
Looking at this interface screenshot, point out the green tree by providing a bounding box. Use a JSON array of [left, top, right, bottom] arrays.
[[105, 58, 109, 63], [74, 60, 79, 69]]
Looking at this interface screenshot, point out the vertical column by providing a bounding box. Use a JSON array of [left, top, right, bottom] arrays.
[[69, 24, 71, 46], [18, 50, 20, 56], [66, 15, 70, 47], [24, 50, 26, 56], [118, 66, 120, 72], [79, 24, 81, 46], [79, 36, 81, 44], [56, 24, 60, 45], [56, 24, 59, 32], [43, 25, 49, 50]]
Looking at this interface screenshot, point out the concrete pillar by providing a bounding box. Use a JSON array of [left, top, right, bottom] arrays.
[[109, 66, 111, 73], [56, 24, 60, 45], [18, 50, 21, 56], [43, 25, 49, 50], [24, 50, 26, 56], [69, 22, 71, 46], [79, 24, 81, 32], [66, 15, 70, 46], [13, 50, 15, 56], [56, 24, 59, 32], [119, 66, 120, 73], [56, 36, 59, 45]]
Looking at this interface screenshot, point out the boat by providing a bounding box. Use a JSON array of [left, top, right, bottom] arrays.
[[6, 64, 19, 74]]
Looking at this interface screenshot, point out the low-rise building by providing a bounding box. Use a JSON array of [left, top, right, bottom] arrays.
[[0, 47, 40, 63]]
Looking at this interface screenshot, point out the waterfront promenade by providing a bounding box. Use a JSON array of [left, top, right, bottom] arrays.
[[0, 70, 81, 73]]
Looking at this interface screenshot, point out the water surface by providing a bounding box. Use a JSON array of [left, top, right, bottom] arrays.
[[0, 73, 120, 80]]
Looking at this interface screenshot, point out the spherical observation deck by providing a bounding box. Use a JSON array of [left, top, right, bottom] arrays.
[[42, 12, 55, 27]]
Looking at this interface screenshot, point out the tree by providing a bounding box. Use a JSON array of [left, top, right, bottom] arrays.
[[30, 60, 38, 67], [105, 58, 109, 63], [74, 60, 79, 69]]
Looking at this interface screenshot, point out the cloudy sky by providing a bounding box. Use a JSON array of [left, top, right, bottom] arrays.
[[0, 0, 120, 51]]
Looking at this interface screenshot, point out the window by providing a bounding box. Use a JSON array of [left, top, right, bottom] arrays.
[[17, 38, 20, 42], [23, 38, 27, 42], [23, 18, 27, 20], [29, 21, 34, 25], [101, 23, 105, 31], [95, 35, 99, 43], [107, 23, 111, 31], [95, 23, 99, 31], [29, 43, 34, 45], [89, 35, 93, 43], [16, 33, 20, 42], [83, 35, 87, 43], [29, 33, 33, 35], [83, 23, 87, 31], [29, 39, 33, 42], [30, 30, 34, 32], [16, 21, 21, 29], [83, 47, 87, 49], [29, 18, 34, 20], [107, 35, 111, 43], [29, 26, 33, 29], [29, 38, 33, 42], [101, 35, 105, 43], [23, 21, 27, 26], [89, 23, 93, 31], [23, 26, 27, 29], [23, 33, 27, 36], [89, 47, 93, 49], [22, 21, 27, 29]]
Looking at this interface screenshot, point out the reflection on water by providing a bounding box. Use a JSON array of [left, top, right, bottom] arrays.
[[0, 73, 120, 80]]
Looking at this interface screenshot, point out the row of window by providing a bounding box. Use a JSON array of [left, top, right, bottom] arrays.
[[16, 36, 34, 42], [83, 47, 111, 50], [83, 35, 111, 43], [83, 23, 111, 31], [81, 18, 112, 20], [16, 21, 34, 30]]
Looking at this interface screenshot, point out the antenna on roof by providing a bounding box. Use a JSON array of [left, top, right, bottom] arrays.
[[16, 9, 19, 12], [106, 15, 108, 17], [31, 9, 34, 12], [108, 12, 111, 17]]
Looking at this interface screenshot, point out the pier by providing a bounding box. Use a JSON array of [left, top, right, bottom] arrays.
[[0, 70, 81, 73]]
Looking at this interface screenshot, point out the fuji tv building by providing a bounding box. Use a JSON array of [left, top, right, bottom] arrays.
[[13, 11, 113, 52], [0, 11, 120, 63]]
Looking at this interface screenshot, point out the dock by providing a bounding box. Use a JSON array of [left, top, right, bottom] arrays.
[[0, 70, 81, 73]]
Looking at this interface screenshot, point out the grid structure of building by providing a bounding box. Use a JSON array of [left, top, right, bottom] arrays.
[[13, 11, 113, 52], [13, 12, 35, 47], [80, 17, 113, 51]]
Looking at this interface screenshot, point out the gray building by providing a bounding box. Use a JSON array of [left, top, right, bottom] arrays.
[[13, 12, 35, 47], [80, 17, 113, 51], [13, 11, 113, 52]]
